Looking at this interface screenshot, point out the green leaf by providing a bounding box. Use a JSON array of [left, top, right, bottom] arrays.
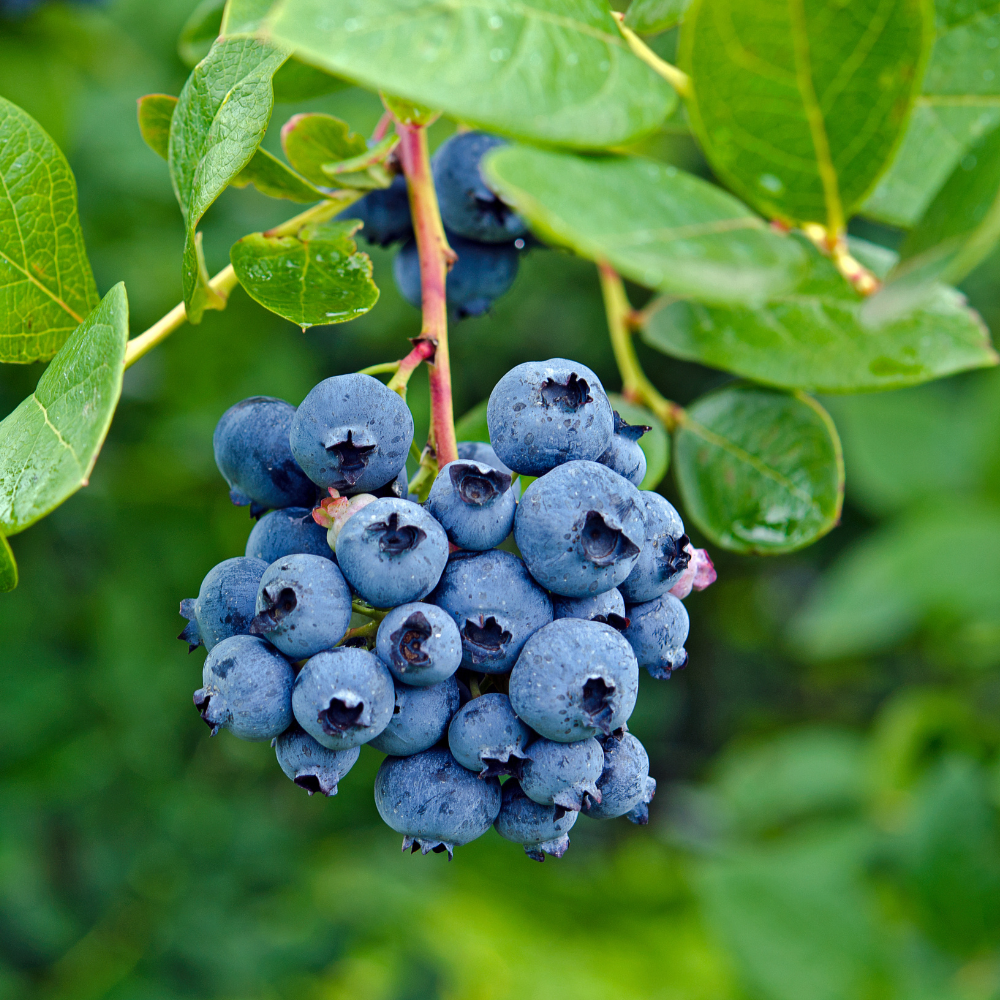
[[231, 148, 327, 202], [864, 0, 1000, 227], [221, 0, 274, 35], [280, 113, 387, 190], [484, 146, 806, 303], [642, 235, 997, 393], [674, 384, 844, 554], [178, 0, 225, 68], [137, 94, 177, 160], [0, 96, 99, 364], [272, 58, 347, 103], [607, 393, 670, 490], [895, 124, 1000, 285], [253, 0, 676, 149], [230, 220, 379, 329], [0, 532, 16, 593], [679, 0, 932, 230], [168, 36, 287, 323], [625, 0, 692, 34], [455, 400, 489, 444], [0, 284, 128, 536]]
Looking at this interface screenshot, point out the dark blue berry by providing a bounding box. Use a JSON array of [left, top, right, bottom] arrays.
[[274, 723, 360, 796], [337, 173, 412, 246], [179, 556, 268, 652], [245, 507, 333, 563], [375, 602, 463, 687], [597, 412, 650, 486], [369, 676, 461, 756], [424, 460, 516, 550], [494, 779, 577, 861]]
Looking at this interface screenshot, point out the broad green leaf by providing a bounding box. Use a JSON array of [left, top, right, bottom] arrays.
[[137, 94, 177, 160], [0, 96, 99, 364], [864, 0, 1000, 227], [485, 146, 806, 303], [273, 59, 348, 103], [221, 0, 274, 34], [0, 532, 16, 593], [0, 284, 128, 535], [280, 113, 386, 190], [642, 235, 997, 393], [607, 393, 670, 489], [230, 220, 379, 328], [178, 0, 225, 68], [254, 0, 676, 149], [680, 0, 932, 230], [625, 0, 692, 34], [168, 37, 286, 323], [674, 384, 843, 554], [455, 400, 489, 443]]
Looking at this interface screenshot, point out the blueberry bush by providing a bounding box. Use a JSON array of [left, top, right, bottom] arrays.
[[2, 0, 1000, 996]]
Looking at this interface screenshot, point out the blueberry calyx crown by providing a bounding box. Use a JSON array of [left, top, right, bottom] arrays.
[[249, 586, 297, 634], [580, 510, 641, 566], [367, 512, 427, 554], [592, 612, 630, 632], [612, 410, 651, 442], [326, 429, 377, 486], [192, 690, 219, 735], [540, 373, 591, 411], [450, 462, 511, 506], [581, 676, 616, 735], [461, 615, 513, 662], [658, 533, 691, 580], [479, 753, 526, 781], [318, 696, 365, 734], [389, 612, 432, 669], [293, 774, 324, 795]]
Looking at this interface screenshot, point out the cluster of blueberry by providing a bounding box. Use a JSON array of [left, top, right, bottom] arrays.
[[343, 130, 529, 318], [181, 358, 714, 860]]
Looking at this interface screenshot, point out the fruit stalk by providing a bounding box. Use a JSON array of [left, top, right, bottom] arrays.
[[395, 121, 459, 468], [387, 338, 437, 398], [597, 263, 685, 432]]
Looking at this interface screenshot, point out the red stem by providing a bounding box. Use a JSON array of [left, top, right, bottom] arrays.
[[372, 111, 393, 143], [395, 123, 458, 468], [389, 338, 436, 391]]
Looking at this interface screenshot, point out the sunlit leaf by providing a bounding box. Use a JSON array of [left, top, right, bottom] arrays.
[[625, 0, 692, 34]]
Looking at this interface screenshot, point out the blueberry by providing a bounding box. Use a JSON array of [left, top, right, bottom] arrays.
[[622, 593, 689, 679], [618, 493, 690, 605], [245, 507, 333, 563], [394, 232, 520, 319], [551, 589, 628, 630], [375, 602, 462, 687], [520, 736, 604, 812], [447, 693, 533, 777], [597, 412, 650, 487], [274, 723, 360, 796], [424, 460, 516, 550], [289, 374, 413, 494], [292, 646, 395, 749], [494, 779, 578, 861], [487, 359, 614, 476], [429, 549, 552, 674], [179, 556, 268, 652], [509, 618, 639, 741], [193, 634, 294, 740], [214, 397, 316, 515], [431, 132, 527, 244], [514, 461, 646, 597], [369, 675, 461, 756], [336, 498, 449, 607], [370, 467, 409, 499], [374, 748, 501, 857], [337, 173, 412, 246], [582, 732, 656, 824], [249, 554, 352, 659]]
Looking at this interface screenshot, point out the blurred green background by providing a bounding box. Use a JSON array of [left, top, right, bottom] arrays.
[[2, 2, 1000, 998]]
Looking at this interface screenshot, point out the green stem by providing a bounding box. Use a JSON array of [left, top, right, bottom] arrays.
[[611, 12, 692, 97], [337, 620, 379, 645], [598, 263, 685, 433], [351, 598, 389, 622], [358, 361, 401, 377]]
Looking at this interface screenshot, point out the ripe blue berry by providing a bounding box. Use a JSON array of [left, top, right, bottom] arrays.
[[622, 593, 690, 679], [552, 588, 628, 630], [249, 554, 352, 659], [375, 602, 463, 687], [338, 173, 412, 246], [369, 676, 461, 756], [245, 507, 333, 563], [618, 493, 690, 605], [336, 498, 449, 607], [394, 232, 520, 319], [494, 779, 578, 861], [431, 131, 527, 244], [514, 460, 646, 597], [509, 618, 639, 741], [179, 556, 268, 652], [520, 736, 604, 812], [597, 412, 650, 486], [487, 359, 614, 476], [193, 634, 294, 740], [214, 396, 316, 515], [583, 732, 656, 824], [274, 724, 360, 796], [289, 374, 413, 494], [374, 748, 502, 857], [447, 693, 532, 777], [292, 646, 395, 750], [424, 460, 516, 550], [457, 440, 520, 491], [429, 549, 552, 674]]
